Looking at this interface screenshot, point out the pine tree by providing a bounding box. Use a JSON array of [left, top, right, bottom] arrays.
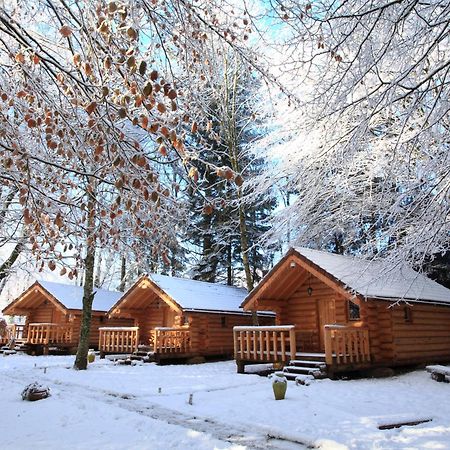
[[185, 54, 276, 288]]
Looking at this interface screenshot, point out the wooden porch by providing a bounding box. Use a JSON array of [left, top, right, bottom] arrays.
[[2, 324, 28, 345], [27, 323, 74, 346], [233, 324, 371, 376], [98, 325, 192, 359], [1, 323, 75, 354]]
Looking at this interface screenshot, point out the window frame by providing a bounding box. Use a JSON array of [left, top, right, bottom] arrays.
[[403, 306, 413, 323], [347, 299, 361, 321]]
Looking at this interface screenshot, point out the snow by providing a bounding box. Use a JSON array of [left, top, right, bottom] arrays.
[[1, 355, 450, 449], [234, 325, 294, 331], [149, 274, 254, 314], [38, 280, 123, 312], [295, 247, 450, 305]]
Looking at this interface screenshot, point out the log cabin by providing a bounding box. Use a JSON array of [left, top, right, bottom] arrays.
[[100, 274, 274, 362], [2, 280, 134, 354], [235, 247, 450, 378]]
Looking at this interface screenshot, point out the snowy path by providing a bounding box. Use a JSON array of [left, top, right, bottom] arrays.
[[2, 356, 450, 449], [1, 361, 309, 450]]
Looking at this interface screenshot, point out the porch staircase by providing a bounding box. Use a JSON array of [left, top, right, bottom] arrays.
[[14, 343, 31, 353], [1, 341, 30, 354], [282, 352, 328, 380], [131, 345, 155, 363]]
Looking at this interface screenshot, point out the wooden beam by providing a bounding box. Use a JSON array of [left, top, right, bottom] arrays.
[[290, 254, 357, 301], [276, 268, 309, 299]]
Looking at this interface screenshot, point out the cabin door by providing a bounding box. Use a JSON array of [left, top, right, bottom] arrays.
[[318, 299, 336, 351], [163, 308, 176, 327]]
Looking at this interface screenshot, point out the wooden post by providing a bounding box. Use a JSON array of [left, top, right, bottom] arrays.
[[324, 326, 333, 365], [289, 327, 296, 361], [233, 328, 238, 360]]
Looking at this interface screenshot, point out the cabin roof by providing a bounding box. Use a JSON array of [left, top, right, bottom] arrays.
[[294, 247, 450, 305], [243, 247, 450, 308], [147, 274, 251, 313], [38, 281, 123, 312], [2, 280, 123, 315]]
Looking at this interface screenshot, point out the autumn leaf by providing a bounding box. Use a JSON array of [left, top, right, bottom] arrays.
[[59, 25, 73, 37], [85, 101, 97, 115], [188, 166, 199, 182]]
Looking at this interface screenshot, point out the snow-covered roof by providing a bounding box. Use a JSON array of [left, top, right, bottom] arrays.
[[39, 281, 123, 312], [148, 274, 251, 313], [294, 247, 450, 305]]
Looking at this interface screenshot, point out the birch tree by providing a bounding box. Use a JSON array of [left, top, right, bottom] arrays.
[[252, 1, 450, 267]]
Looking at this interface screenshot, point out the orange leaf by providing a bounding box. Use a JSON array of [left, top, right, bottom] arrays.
[[59, 25, 73, 37], [85, 101, 97, 115]]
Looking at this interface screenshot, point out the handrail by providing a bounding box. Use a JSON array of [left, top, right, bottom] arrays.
[[324, 324, 370, 365], [10, 324, 27, 341], [152, 326, 191, 354], [98, 327, 139, 354], [233, 325, 296, 363], [27, 323, 74, 345]]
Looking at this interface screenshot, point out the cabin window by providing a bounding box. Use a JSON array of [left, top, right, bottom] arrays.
[[99, 316, 104, 323], [348, 300, 360, 321], [221, 316, 227, 328], [404, 306, 412, 323], [183, 315, 190, 325]]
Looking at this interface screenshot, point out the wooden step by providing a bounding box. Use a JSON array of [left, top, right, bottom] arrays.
[[295, 352, 326, 360], [290, 359, 326, 369], [284, 365, 322, 374], [283, 372, 301, 381]]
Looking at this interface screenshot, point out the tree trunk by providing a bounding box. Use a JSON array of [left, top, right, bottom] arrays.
[[118, 256, 126, 291], [225, 58, 258, 324], [227, 242, 232, 286], [94, 250, 102, 288], [73, 193, 96, 370], [236, 198, 258, 325], [0, 242, 23, 283]]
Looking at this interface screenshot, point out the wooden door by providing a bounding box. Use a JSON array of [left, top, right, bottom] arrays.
[[318, 299, 336, 351], [163, 307, 176, 327]]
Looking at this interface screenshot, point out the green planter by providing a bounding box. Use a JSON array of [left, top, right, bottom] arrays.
[[272, 373, 287, 400], [87, 349, 95, 364]]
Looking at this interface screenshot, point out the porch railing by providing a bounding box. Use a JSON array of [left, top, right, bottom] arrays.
[[98, 327, 139, 354], [152, 327, 191, 354], [27, 323, 74, 345], [12, 324, 27, 342], [2, 324, 27, 343], [324, 325, 370, 365], [233, 325, 296, 363]]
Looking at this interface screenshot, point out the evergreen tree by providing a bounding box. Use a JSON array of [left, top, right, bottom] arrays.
[[185, 56, 276, 287]]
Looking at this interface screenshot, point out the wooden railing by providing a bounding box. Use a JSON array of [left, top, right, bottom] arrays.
[[324, 325, 370, 365], [11, 324, 27, 342], [27, 323, 74, 345], [152, 327, 191, 354], [233, 326, 296, 363], [1, 324, 27, 344], [99, 327, 139, 354]]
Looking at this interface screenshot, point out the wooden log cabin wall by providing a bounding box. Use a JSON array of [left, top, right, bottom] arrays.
[[106, 274, 275, 361], [238, 247, 450, 374], [2, 281, 133, 353]]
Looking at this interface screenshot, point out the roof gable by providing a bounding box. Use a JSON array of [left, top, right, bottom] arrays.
[[295, 247, 450, 305], [110, 274, 250, 315], [148, 274, 249, 313], [243, 247, 450, 308], [3, 280, 123, 315], [39, 281, 123, 312]]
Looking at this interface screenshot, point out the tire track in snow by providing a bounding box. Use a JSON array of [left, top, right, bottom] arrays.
[[3, 368, 313, 450]]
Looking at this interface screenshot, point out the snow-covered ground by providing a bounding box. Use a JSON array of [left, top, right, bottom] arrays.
[[1, 355, 449, 450]]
